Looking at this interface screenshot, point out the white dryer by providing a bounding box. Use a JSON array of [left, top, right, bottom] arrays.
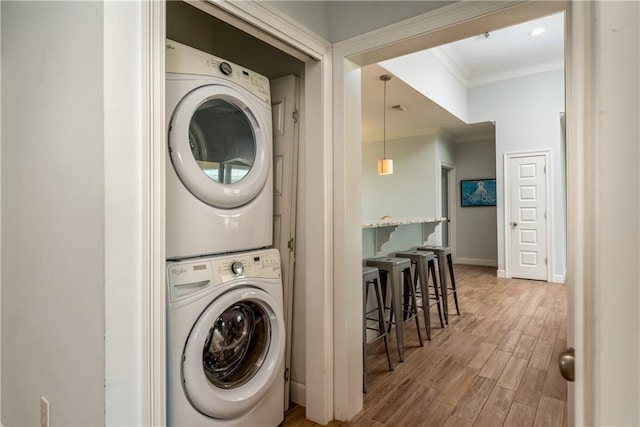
[[166, 40, 273, 260], [166, 248, 285, 426]]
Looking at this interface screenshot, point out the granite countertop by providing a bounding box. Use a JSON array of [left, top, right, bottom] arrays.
[[362, 216, 447, 228]]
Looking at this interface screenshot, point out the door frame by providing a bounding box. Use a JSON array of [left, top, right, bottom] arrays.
[[439, 162, 456, 255], [332, 0, 566, 420], [503, 150, 552, 281], [138, 1, 333, 425], [135, 0, 611, 425]]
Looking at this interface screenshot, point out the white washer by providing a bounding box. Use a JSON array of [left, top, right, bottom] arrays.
[[166, 40, 273, 260], [166, 248, 285, 426]]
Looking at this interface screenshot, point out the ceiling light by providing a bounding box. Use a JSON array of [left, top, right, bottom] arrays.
[[474, 32, 490, 41], [377, 75, 393, 175], [529, 27, 546, 37]]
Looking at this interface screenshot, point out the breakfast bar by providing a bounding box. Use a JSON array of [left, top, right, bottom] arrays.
[[362, 216, 446, 255]]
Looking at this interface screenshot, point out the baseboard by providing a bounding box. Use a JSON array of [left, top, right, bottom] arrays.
[[551, 273, 566, 284], [497, 269, 507, 278], [456, 257, 498, 267], [290, 380, 306, 407]]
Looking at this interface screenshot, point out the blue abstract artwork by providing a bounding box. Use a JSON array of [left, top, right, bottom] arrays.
[[461, 179, 497, 207]]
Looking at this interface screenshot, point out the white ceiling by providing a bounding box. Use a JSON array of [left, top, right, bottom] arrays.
[[362, 11, 565, 144]]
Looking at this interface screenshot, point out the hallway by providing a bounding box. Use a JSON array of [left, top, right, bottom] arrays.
[[283, 264, 567, 426]]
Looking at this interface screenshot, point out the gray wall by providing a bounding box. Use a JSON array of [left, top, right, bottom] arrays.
[[468, 69, 566, 280], [455, 140, 498, 264], [1, 1, 105, 425], [267, 1, 454, 43]]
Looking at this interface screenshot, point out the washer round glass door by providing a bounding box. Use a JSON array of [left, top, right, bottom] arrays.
[[182, 287, 285, 419], [169, 84, 270, 209]]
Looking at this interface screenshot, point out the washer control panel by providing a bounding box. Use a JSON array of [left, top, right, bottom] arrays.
[[167, 249, 281, 302], [212, 249, 281, 286]]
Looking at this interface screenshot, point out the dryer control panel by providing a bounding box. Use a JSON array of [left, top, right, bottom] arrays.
[[166, 39, 271, 103]]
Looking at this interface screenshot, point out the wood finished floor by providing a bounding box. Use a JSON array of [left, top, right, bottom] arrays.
[[281, 264, 567, 427]]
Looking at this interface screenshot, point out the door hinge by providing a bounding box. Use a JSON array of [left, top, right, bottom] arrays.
[[292, 110, 299, 124], [544, 212, 547, 220], [544, 165, 547, 173], [545, 258, 548, 265], [285, 367, 290, 381], [288, 237, 295, 252]]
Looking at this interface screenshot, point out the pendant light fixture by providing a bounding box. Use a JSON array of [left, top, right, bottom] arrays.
[[377, 74, 393, 175]]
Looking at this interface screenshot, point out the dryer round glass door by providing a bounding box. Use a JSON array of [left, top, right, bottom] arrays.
[[169, 84, 271, 209], [182, 287, 285, 419]]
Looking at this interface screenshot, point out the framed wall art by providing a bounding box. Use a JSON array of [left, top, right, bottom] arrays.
[[460, 179, 497, 207]]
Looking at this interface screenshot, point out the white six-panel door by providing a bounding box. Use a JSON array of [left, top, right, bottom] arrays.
[[508, 153, 548, 280], [271, 74, 300, 411]]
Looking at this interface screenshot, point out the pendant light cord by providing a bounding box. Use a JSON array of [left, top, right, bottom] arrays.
[[380, 74, 392, 159], [383, 78, 387, 159]]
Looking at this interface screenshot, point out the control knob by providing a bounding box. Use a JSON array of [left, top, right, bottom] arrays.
[[219, 62, 232, 76], [231, 261, 244, 275]]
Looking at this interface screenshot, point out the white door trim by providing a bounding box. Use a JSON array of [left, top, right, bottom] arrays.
[[140, 1, 166, 425], [439, 162, 456, 256], [503, 150, 552, 281]]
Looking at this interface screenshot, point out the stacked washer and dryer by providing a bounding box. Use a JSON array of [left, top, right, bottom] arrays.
[[165, 40, 285, 426]]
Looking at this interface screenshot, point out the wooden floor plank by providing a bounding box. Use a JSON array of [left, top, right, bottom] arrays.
[[529, 340, 554, 371], [451, 376, 496, 422], [474, 386, 516, 427], [542, 340, 568, 400], [421, 401, 455, 427], [514, 367, 547, 407], [498, 330, 523, 352], [533, 396, 565, 426], [513, 334, 538, 361], [478, 349, 512, 380], [465, 342, 496, 370], [497, 356, 528, 390], [504, 402, 537, 427]]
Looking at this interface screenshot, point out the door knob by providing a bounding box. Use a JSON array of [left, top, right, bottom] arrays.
[[510, 221, 518, 227], [559, 347, 575, 382]]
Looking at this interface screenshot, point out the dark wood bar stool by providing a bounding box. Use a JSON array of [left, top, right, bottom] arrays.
[[362, 266, 394, 393], [417, 245, 460, 324], [365, 257, 423, 362], [395, 250, 445, 339]]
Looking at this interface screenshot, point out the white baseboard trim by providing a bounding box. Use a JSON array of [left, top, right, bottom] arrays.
[[497, 269, 507, 278], [456, 258, 498, 267], [290, 380, 306, 407], [551, 273, 566, 284]]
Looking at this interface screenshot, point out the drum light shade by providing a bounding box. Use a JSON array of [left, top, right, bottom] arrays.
[[377, 158, 393, 175]]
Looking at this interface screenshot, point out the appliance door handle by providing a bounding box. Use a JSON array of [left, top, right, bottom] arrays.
[[174, 280, 210, 298]]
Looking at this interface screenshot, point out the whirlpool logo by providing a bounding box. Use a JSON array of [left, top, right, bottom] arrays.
[[171, 266, 187, 277]]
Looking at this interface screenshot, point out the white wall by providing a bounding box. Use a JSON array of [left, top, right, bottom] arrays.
[[1, 2, 105, 425], [104, 1, 146, 424], [362, 134, 453, 257], [381, 50, 469, 122], [362, 136, 436, 220], [454, 140, 498, 265], [468, 69, 566, 280]]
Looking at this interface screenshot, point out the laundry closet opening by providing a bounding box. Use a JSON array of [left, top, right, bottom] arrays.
[[167, 0, 307, 415]]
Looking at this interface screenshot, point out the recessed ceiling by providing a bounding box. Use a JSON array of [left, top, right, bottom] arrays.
[[362, 11, 564, 144]]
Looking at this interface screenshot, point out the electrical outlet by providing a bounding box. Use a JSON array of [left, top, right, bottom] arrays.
[[40, 396, 50, 427]]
